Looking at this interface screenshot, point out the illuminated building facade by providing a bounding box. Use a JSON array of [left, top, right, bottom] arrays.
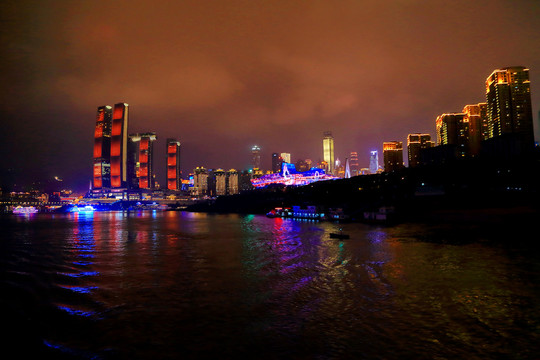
[[227, 169, 239, 195], [110, 103, 129, 188], [383, 141, 404, 172], [349, 151, 359, 176], [280, 152, 291, 164], [252, 145, 261, 170], [323, 131, 335, 174], [137, 133, 157, 189], [93, 105, 112, 189], [407, 134, 434, 167], [127, 134, 141, 190], [462, 103, 487, 156], [251, 163, 338, 188], [486, 66, 533, 143], [369, 151, 379, 174], [167, 138, 181, 191], [214, 169, 227, 196], [436, 113, 469, 157], [271, 153, 283, 173], [192, 167, 208, 197]]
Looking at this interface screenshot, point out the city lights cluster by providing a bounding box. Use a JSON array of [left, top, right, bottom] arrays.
[[251, 163, 339, 188]]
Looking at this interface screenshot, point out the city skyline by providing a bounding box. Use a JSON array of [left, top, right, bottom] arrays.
[[2, 1, 540, 192]]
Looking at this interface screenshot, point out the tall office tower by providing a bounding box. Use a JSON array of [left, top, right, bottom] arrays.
[[138, 132, 157, 189], [127, 134, 141, 190], [227, 169, 239, 195], [486, 66, 533, 144], [110, 103, 129, 188], [407, 134, 434, 167], [252, 145, 261, 169], [93, 106, 113, 189], [462, 103, 488, 156], [369, 151, 379, 174], [271, 153, 283, 173], [167, 138, 181, 191], [280, 152, 291, 164], [436, 113, 469, 157], [383, 141, 404, 172], [349, 151, 359, 176], [323, 131, 335, 174]]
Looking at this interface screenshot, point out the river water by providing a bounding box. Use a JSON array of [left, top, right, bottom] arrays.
[[1, 211, 539, 359]]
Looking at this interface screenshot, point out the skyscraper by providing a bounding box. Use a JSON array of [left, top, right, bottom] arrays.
[[110, 103, 129, 188], [127, 134, 141, 190], [323, 131, 335, 174], [407, 133, 433, 167], [383, 141, 404, 172], [138, 132, 157, 189], [93, 105, 112, 189], [486, 66, 533, 144], [369, 151, 379, 174], [167, 138, 181, 191], [251, 145, 261, 170], [349, 151, 359, 176]]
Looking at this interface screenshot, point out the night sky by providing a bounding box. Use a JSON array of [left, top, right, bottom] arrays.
[[2, 0, 540, 193]]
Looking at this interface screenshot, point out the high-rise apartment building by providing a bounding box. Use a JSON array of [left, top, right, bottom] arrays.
[[462, 103, 488, 156], [486, 66, 533, 144], [407, 134, 434, 167], [214, 169, 227, 196], [323, 131, 335, 174], [383, 141, 404, 172], [93, 105, 112, 189], [227, 169, 239, 195], [110, 103, 129, 188], [435, 113, 469, 157], [167, 138, 181, 191], [251, 145, 261, 170], [193, 167, 208, 197]]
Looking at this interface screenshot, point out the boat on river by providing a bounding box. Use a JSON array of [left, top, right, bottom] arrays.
[[329, 229, 350, 239], [266, 205, 325, 220], [12, 206, 39, 214]]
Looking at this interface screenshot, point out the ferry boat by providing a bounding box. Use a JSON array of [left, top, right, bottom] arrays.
[[266, 205, 325, 220], [12, 206, 39, 214]]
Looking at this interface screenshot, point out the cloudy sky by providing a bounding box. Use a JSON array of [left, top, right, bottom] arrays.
[[2, 0, 540, 192]]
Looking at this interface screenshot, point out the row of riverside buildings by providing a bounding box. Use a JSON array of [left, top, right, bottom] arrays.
[[90, 66, 535, 198], [381, 66, 535, 172]]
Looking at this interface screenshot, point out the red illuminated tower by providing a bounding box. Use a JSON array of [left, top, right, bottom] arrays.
[[138, 132, 157, 189], [110, 103, 129, 188], [93, 105, 112, 189], [167, 138, 181, 190]]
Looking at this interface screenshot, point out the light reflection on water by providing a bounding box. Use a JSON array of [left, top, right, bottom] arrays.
[[1, 211, 539, 359]]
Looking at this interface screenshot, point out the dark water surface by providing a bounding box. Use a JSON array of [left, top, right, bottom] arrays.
[[1, 211, 539, 359]]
